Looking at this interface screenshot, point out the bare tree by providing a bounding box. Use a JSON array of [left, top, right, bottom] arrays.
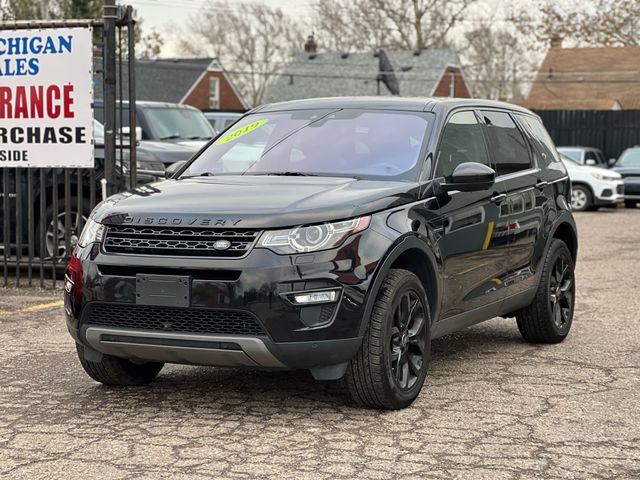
[[176, 1, 305, 107], [460, 24, 538, 101], [313, 0, 475, 52], [512, 0, 640, 48]]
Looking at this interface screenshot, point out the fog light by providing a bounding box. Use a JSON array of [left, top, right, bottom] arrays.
[[293, 290, 339, 305]]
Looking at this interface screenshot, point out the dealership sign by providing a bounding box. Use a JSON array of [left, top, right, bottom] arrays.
[[0, 27, 93, 168]]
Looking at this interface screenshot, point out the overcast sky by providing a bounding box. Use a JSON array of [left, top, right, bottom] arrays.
[[122, 0, 536, 56], [124, 0, 315, 55]]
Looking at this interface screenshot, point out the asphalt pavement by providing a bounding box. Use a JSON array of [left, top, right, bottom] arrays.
[[1, 208, 639, 479]]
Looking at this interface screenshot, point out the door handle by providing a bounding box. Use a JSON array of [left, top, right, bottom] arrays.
[[536, 181, 549, 190], [490, 193, 506, 203]]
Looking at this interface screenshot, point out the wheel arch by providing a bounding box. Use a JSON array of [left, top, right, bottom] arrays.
[[359, 235, 441, 336], [551, 220, 578, 263], [570, 181, 594, 198]]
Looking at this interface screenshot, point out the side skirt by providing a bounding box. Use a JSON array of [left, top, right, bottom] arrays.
[[432, 287, 537, 339]]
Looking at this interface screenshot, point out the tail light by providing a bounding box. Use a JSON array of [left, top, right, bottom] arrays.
[[64, 249, 83, 315]]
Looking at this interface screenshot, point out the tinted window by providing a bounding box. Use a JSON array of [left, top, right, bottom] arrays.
[[480, 111, 531, 176], [435, 111, 489, 181], [181, 109, 430, 180], [519, 115, 559, 166]]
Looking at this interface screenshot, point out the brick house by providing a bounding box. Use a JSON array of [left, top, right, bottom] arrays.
[[265, 39, 471, 103], [96, 58, 248, 111], [522, 46, 640, 110]]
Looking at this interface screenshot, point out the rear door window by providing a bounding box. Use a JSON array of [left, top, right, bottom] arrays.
[[479, 110, 532, 176]]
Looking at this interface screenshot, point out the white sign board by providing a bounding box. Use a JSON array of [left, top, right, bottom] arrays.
[[0, 27, 94, 168]]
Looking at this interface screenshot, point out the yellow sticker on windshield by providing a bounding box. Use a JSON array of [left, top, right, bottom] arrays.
[[216, 119, 267, 145]]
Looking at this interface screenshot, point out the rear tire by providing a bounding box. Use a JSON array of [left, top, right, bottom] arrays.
[[76, 343, 164, 386], [625, 200, 637, 209], [515, 239, 575, 344], [570, 185, 592, 211], [345, 269, 431, 410]]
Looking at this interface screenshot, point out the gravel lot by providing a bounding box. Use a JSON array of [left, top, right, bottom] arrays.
[[1, 208, 639, 479]]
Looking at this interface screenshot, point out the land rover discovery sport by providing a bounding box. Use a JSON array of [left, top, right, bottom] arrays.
[[65, 97, 578, 409]]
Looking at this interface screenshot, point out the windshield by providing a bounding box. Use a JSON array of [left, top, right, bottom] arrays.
[[560, 154, 579, 165], [180, 109, 430, 180], [618, 149, 640, 167], [145, 107, 215, 140]]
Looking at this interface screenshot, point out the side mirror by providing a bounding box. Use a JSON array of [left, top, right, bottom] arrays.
[[442, 162, 495, 192], [585, 159, 597, 166], [165, 160, 187, 179], [608, 158, 617, 167]]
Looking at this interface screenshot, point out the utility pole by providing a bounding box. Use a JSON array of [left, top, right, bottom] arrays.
[[40, 0, 49, 20], [103, 0, 118, 196]]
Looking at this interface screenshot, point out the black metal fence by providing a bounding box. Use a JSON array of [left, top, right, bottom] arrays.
[[1, 6, 137, 288], [535, 110, 640, 161]]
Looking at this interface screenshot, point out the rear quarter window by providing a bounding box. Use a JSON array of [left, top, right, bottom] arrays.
[[518, 115, 561, 166]]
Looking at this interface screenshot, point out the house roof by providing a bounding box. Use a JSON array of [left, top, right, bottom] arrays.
[[264, 49, 464, 103], [93, 58, 228, 103], [523, 47, 640, 110]]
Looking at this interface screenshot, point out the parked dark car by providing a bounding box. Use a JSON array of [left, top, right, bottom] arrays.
[[610, 147, 640, 208], [66, 97, 577, 409], [93, 100, 215, 149]]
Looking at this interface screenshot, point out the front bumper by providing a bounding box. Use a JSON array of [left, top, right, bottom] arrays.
[[622, 178, 640, 200], [593, 180, 624, 205], [66, 226, 393, 371]]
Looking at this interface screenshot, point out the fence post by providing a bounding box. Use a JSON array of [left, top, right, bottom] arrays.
[[126, 6, 137, 188], [103, 0, 118, 196]]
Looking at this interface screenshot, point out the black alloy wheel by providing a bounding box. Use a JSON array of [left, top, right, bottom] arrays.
[[516, 239, 575, 343], [389, 290, 427, 391], [346, 269, 431, 409], [548, 253, 574, 332]]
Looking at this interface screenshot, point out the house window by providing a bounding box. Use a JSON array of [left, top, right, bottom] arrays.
[[209, 77, 220, 109]]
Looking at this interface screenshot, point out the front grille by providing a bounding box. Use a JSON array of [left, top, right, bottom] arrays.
[[103, 225, 260, 257], [624, 183, 640, 195], [617, 185, 624, 194], [84, 303, 265, 336]]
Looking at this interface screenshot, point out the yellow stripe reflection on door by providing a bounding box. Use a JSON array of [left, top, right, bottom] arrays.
[[482, 221, 495, 250]]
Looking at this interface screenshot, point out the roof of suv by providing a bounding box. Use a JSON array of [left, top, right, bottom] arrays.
[[253, 96, 535, 115]]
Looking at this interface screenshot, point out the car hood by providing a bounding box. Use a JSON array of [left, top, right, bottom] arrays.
[[93, 176, 419, 228], [138, 140, 201, 164], [563, 161, 621, 179], [611, 166, 640, 177]]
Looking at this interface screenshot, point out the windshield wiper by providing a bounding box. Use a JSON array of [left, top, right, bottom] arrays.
[[159, 134, 181, 140], [187, 136, 210, 140], [180, 172, 215, 178], [252, 172, 319, 177]]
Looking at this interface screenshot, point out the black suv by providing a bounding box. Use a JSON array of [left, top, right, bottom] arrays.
[[65, 98, 577, 409]]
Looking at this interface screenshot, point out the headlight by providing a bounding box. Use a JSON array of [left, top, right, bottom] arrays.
[[77, 218, 105, 247], [591, 172, 619, 181], [258, 216, 370, 254]]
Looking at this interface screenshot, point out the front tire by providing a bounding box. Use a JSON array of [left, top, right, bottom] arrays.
[[625, 200, 637, 209], [571, 185, 592, 211], [516, 239, 575, 343], [76, 343, 164, 386], [346, 269, 431, 409]]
